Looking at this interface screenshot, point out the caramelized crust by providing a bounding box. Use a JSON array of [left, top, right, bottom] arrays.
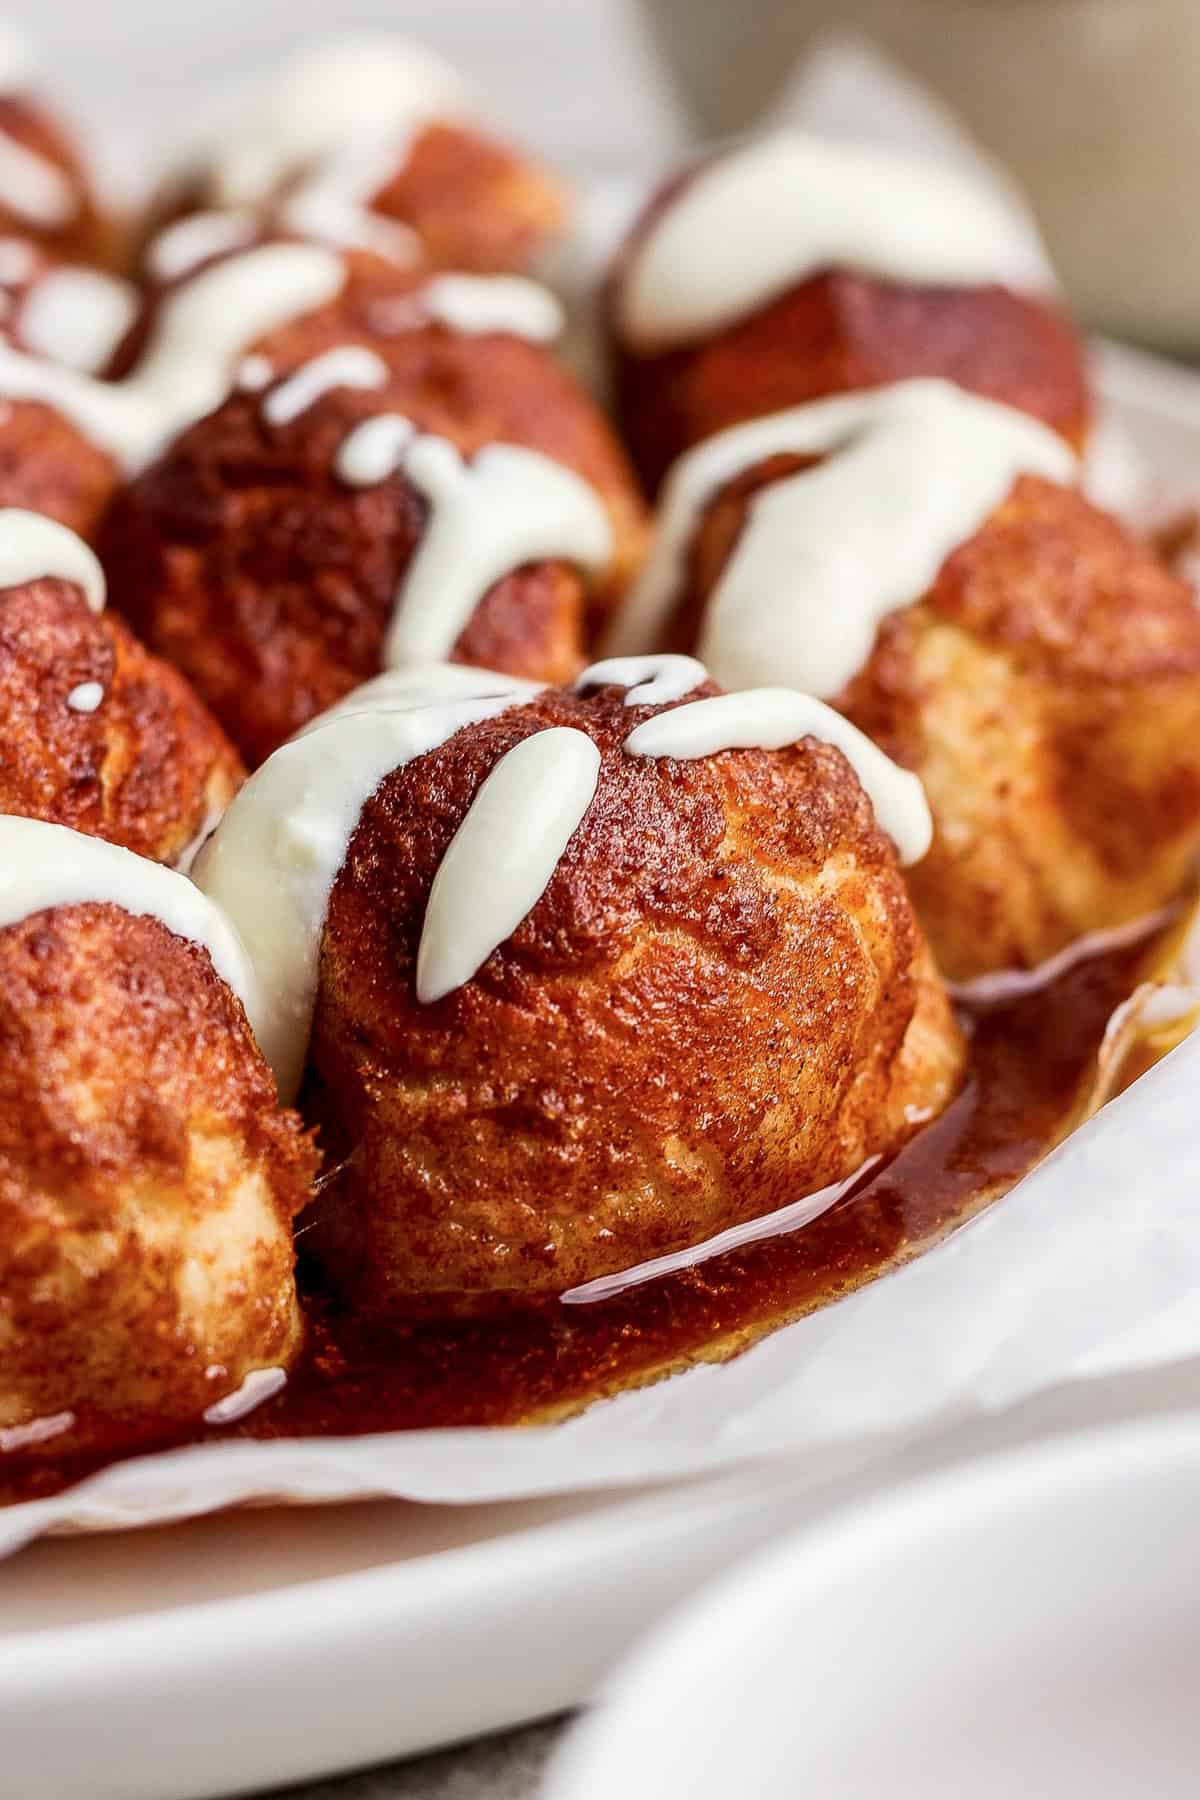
[[0, 94, 114, 266], [0, 904, 316, 1454], [614, 267, 1090, 494], [0, 400, 118, 540], [0, 575, 243, 864], [682, 470, 1200, 977], [102, 271, 647, 764], [305, 680, 964, 1313], [138, 119, 568, 282], [366, 120, 568, 274]]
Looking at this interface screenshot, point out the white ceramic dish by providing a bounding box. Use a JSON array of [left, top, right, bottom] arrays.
[[2, 350, 1200, 1800], [546, 1411, 1200, 1800]]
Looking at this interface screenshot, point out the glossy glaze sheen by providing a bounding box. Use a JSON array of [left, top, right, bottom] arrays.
[[0, 931, 1145, 1508]]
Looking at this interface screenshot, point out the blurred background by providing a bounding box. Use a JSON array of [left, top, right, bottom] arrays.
[[15, 0, 1200, 348]]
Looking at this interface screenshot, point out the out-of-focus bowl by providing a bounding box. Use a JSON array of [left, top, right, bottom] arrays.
[[545, 1414, 1200, 1800]]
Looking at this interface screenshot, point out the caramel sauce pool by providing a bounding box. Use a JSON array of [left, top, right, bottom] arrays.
[[1, 935, 1149, 1506]]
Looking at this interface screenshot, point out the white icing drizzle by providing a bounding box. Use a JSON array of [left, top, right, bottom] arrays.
[[202, 1365, 287, 1424], [65, 680, 103, 713], [19, 268, 138, 373], [261, 345, 388, 426], [145, 210, 259, 282], [618, 131, 1057, 352], [0, 1410, 74, 1454], [127, 242, 346, 461], [0, 507, 105, 611], [294, 663, 542, 734], [415, 275, 563, 342], [0, 236, 34, 283], [417, 726, 601, 1004], [0, 130, 76, 228], [0, 816, 259, 1013], [335, 414, 613, 667], [611, 380, 1077, 700], [562, 1156, 880, 1305], [576, 654, 707, 707], [0, 340, 152, 464], [191, 35, 471, 211], [623, 688, 932, 866], [278, 141, 423, 266], [193, 691, 524, 1101], [0, 242, 349, 469], [237, 353, 274, 391]]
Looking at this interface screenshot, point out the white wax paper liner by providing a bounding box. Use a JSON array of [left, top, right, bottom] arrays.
[[2, 1017, 1198, 1559]]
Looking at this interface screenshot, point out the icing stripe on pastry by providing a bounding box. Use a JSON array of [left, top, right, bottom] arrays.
[[576, 654, 707, 707], [0, 816, 258, 1014], [623, 686, 932, 865], [335, 414, 613, 666], [617, 131, 1057, 352], [193, 685, 532, 1100], [0, 507, 105, 611], [0, 243, 347, 467], [261, 345, 388, 426], [609, 379, 1077, 699], [416, 726, 600, 1003]]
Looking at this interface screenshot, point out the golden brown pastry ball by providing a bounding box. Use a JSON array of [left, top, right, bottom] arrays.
[[0, 572, 243, 865], [146, 120, 568, 282], [303, 678, 964, 1315], [674, 469, 1200, 980], [608, 154, 1090, 493], [101, 253, 647, 766], [0, 235, 135, 540], [0, 401, 119, 542], [0, 902, 316, 1457], [139, 37, 568, 279]]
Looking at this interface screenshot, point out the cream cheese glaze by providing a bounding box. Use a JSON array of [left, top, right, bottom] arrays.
[[18, 267, 139, 374], [623, 686, 932, 865], [197, 655, 929, 1095], [193, 686, 530, 1101], [617, 131, 1057, 353], [128, 242, 346, 457], [335, 413, 614, 667], [0, 132, 76, 229], [0, 816, 258, 1016], [261, 345, 388, 426], [186, 35, 471, 212], [0, 507, 105, 611], [415, 274, 564, 341], [576, 653, 707, 707], [145, 210, 259, 282], [0, 241, 347, 468], [609, 379, 1077, 699], [416, 725, 601, 1004]]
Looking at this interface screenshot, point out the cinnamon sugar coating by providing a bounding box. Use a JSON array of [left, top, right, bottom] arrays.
[[102, 255, 646, 765], [0, 574, 243, 865], [140, 118, 568, 281], [612, 251, 1090, 493], [0, 904, 317, 1455], [0, 401, 118, 541], [304, 679, 964, 1314], [674, 471, 1200, 977]]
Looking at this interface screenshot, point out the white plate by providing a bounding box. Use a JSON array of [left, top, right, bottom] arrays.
[[545, 1412, 1200, 1800], [6, 1354, 1200, 1800], [3, 350, 1200, 1800]]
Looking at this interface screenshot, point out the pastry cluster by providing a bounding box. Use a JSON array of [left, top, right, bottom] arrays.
[[0, 29, 1195, 1460]]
